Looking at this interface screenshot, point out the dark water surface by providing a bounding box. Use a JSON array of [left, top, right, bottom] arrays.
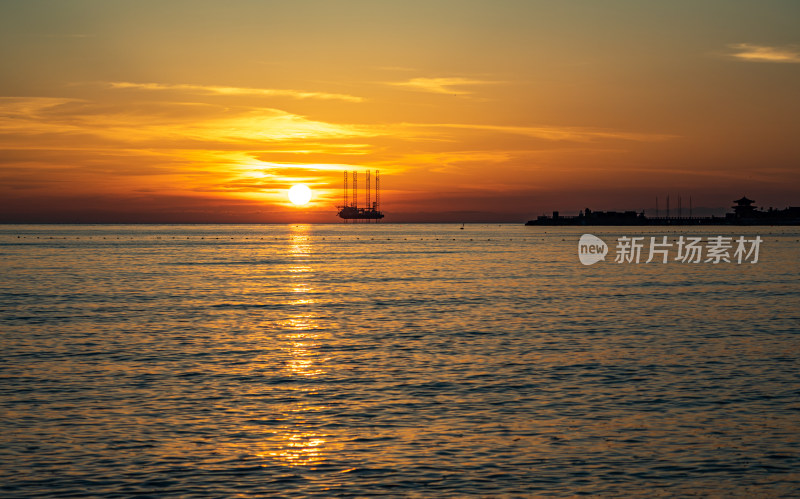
[[1, 224, 799, 497]]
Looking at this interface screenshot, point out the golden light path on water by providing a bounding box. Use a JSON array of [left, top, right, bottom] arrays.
[[232, 226, 337, 468], [273, 227, 330, 467]]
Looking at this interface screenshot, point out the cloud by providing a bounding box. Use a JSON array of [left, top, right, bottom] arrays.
[[0, 97, 370, 146], [109, 82, 364, 102], [388, 77, 498, 95], [13, 33, 96, 39], [374, 66, 417, 72], [0, 95, 672, 160], [728, 43, 800, 63], [209, 109, 371, 142], [406, 123, 676, 143], [0, 91, 677, 213], [0, 97, 77, 117]]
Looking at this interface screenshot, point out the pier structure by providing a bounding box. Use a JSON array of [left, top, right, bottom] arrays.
[[337, 169, 385, 223]]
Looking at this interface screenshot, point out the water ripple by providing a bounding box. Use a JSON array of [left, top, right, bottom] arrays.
[[1, 224, 799, 496]]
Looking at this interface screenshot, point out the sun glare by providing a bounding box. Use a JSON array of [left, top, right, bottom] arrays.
[[288, 184, 312, 206]]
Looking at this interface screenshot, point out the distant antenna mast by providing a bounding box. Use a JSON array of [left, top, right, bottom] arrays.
[[352, 171, 357, 209], [656, 196, 659, 218], [343, 170, 348, 209], [666, 195, 670, 219], [376, 170, 380, 210], [366, 170, 371, 210], [678, 196, 682, 219], [690, 196, 693, 218]]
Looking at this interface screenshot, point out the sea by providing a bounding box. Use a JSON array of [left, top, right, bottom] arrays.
[[1, 224, 799, 497]]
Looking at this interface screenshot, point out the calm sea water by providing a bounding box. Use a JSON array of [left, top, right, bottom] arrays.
[[1, 224, 799, 497]]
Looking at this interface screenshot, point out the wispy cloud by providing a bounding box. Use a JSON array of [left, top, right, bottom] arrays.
[[0, 96, 77, 114], [13, 33, 96, 39], [374, 66, 417, 72], [0, 96, 374, 203], [0, 91, 677, 210], [388, 77, 498, 95], [109, 82, 364, 102], [0, 97, 371, 150], [408, 123, 676, 143], [727, 43, 800, 63]]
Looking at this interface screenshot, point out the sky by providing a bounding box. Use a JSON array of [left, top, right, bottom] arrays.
[[1, 0, 799, 223]]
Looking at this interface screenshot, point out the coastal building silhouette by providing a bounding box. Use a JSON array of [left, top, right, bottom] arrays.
[[526, 196, 800, 226], [731, 196, 756, 219], [726, 196, 800, 224]]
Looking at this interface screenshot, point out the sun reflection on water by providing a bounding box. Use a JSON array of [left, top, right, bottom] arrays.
[[254, 432, 333, 467], [278, 314, 328, 378], [282, 225, 327, 378], [259, 225, 335, 467], [224, 225, 338, 468]]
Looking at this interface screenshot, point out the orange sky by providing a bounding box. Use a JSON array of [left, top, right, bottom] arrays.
[[1, 1, 799, 222]]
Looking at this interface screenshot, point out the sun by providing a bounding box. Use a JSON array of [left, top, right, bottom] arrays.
[[288, 184, 312, 206]]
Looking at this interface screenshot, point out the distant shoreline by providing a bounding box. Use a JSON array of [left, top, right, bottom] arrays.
[[526, 196, 800, 226]]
